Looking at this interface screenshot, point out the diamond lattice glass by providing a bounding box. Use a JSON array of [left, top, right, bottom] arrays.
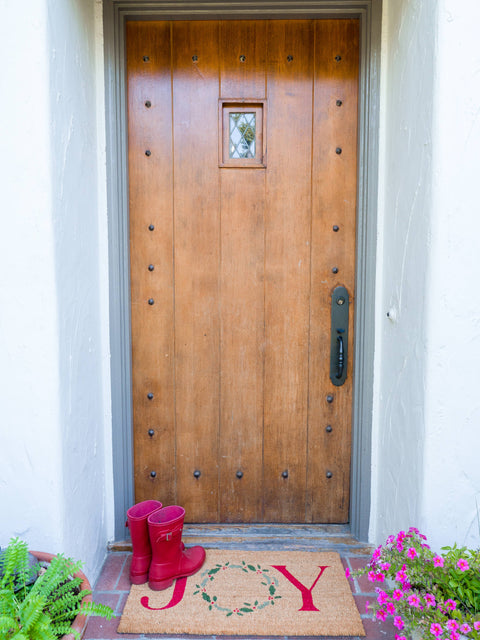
[[229, 113, 256, 159]]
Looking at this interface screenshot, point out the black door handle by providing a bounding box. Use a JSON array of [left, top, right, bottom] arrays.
[[329, 286, 349, 386], [336, 335, 344, 379]]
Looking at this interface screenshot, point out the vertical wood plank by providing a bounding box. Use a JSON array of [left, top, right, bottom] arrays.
[[263, 21, 314, 522], [127, 21, 176, 505], [172, 21, 220, 521], [219, 169, 265, 522], [220, 21, 267, 99], [307, 19, 359, 522], [219, 21, 267, 522]]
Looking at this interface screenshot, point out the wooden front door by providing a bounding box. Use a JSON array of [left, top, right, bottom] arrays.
[[126, 19, 359, 523]]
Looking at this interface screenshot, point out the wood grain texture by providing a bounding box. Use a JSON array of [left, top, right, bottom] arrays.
[[127, 21, 176, 505], [306, 19, 359, 522], [263, 21, 314, 522], [127, 19, 359, 523], [172, 21, 221, 521]]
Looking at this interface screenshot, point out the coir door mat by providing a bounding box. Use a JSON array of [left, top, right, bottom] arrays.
[[118, 549, 365, 636]]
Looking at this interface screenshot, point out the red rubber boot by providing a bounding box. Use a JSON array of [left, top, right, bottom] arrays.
[[126, 500, 163, 584], [147, 505, 206, 591]]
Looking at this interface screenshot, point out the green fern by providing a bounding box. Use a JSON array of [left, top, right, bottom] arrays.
[[0, 538, 114, 640]]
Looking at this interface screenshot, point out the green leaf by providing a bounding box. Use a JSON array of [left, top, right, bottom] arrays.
[[248, 565, 256, 572], [269, 585, 276, 595], [226, 612, 233, 617], [202, 593, 211, 603], [209, 567, 221, 575], [240, 607, 253, 613]]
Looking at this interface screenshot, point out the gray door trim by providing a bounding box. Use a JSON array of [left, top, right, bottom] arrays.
[[103, 0, 382, 541]]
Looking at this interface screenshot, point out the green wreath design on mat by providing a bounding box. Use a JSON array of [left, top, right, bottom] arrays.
[[193, 560, 282, 617]]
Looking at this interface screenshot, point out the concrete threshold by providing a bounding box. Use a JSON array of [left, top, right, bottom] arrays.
[[109, 523, 373, 555]]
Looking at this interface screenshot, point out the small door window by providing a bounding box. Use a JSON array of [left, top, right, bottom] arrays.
[[219, 101, 266, 168]]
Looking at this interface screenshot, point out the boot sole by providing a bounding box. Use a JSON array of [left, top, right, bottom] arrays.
[[130, 572, 149, 585], [148, 576, 175, 591]]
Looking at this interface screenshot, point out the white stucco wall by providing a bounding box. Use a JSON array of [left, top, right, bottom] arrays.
[[0, 0, 113, 582], [421, 1, 480, 550], [371, 0, 480, 549]]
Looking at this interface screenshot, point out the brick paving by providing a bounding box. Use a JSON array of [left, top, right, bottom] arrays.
[[84, 552, 396, 640]]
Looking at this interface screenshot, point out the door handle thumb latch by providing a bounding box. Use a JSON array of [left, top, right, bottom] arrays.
[[330, 286, 349, 386]]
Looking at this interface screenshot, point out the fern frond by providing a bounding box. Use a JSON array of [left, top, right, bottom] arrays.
[[79, 599, 115, 620], [0, 613, 20, 636], [0, 539, 30, 593], [18, 593, 47, 633]]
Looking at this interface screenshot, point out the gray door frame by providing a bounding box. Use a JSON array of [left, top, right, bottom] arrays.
[[103, 0, 382, 541]]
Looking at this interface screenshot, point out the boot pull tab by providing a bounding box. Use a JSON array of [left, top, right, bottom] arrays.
[[155, 526, 182, 544]]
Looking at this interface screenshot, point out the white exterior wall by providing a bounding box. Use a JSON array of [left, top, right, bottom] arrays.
[[421, 1, 480, 549], [371, 0, 480, 549], [0, 0, 113, 582], [1, 0, 479, 580]]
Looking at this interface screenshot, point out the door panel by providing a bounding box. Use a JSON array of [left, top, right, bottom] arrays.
[[126, 19, 359, 523]]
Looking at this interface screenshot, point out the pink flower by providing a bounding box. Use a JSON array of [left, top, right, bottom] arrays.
[[407, 547, 418, 559], [376, 609, 387, 621], [460, 624, 472, 634], [376, 590, 389, 605], [408, 594, 421, 608], [372, 547, 382, 562], [386, 602, 396, 615], [395, 635, 406, 640], [394, 617, 404, 630], [397, 531, 406, 540], [474, 622, 480, 631], [368, 570, 377, 582], [395, 569, 407, 582], [433, 555, 444, 567], [457, 558, 469, 571], [345, 567, 351, 578], [392, 589, 404, 601], [450, 632, 460, 640], [376, 572, 386, 583], [424, 593, 436, 608], [409, 527, 420, 534], [446, 620, 459, 632], [381, 562, 391, 571], [386, 535, 395, 545], [445, 599, 457, 611], [430, 623, 443, 637], [396, 541, 404, 552]]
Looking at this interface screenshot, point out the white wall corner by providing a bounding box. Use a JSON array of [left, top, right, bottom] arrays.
[[420, 0, 480, 551], [369, 0, 437, 544]]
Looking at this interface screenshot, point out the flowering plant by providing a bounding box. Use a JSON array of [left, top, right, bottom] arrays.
[[347, 528, 480, 640]]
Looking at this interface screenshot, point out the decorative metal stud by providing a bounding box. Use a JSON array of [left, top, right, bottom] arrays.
[[282, 470, 289, 478], [333, 225, 339, 232], [337, 297, 345, 306], [147, 392, 154, 400], [145, 100, 152, 108], [148, 429, 155, 437], [336, 147, 342, 155], [150, 470, 157, 478], [239, 55, 246, 62], [143, 56, 150, 62], [148, 264, 154, 271], [335, 55, 341, 62], [326, 394, 334, 403], [332, 267, 339, 274], [326, 470, 333, 478], [145, 149, 151, 156], [287, 55, 294, 62], [193, 470, 201, 479], [336, 99, 343, 107], [326, 425, 333, 433], [192, 55, 198, 62], [149, 224, 154, 231], [148, 298, 154, 305], [236, 470, 244, 479]]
